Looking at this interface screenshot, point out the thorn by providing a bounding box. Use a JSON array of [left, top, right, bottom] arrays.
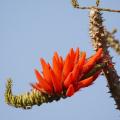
[[102, 18, 105, 22], [112, 62, 115, 65], [101, 73, 104, 76], [100, 12, 103, 16], [116, 106, 120, 110], [114, 103, 117, 106], [107, 91, 111, 93], [110, 95, 113, 98], [24, 106, 32, 110], [110, 56, 113, 59], [112, 29, 117, 34], [96, 0, 100, 7]]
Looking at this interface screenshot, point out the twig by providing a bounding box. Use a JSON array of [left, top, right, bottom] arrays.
[[71, 0, 120, 13], [105, 29, 120, 55]]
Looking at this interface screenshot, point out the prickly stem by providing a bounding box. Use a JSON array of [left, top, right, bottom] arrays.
[[89, 7, 120, 110]]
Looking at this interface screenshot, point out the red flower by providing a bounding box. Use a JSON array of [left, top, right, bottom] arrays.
[[31, 48, 103, 97]]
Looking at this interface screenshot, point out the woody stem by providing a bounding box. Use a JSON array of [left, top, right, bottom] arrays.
[[89, 7, 120, 110]]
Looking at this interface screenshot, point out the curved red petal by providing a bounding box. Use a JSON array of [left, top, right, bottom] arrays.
[[78, 52, 86, 67], [34, 69, 43, 83], [69, 48, 75, 64], [64, 72, 73, 88], [31, 83, 38, 90], [82, 48, 102, 74], [74, 48, 80, 64], [70, 52, 86, 84], [71, 64, 80, 82], [54, 52, 59, 62], [40, 58, 52, 85], [39, 79, 53, 93], [53, 52, 62, 81], [54, 52, 63, 71], [59, 56, 64, 70], [31, 82, 43, 91], [66, 84, 75, 97], [94, 48, 103, 61], [62, 54, 73, 80], [77, 71, 101, 89]]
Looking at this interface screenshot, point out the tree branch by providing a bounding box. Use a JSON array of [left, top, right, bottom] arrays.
[[89, 7, 120, 110]]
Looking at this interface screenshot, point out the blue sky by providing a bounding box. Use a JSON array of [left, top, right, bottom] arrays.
[[0, 0, 120, 120]]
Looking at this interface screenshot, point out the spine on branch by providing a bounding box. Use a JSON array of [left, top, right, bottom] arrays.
[[89, 7, 120, 110]]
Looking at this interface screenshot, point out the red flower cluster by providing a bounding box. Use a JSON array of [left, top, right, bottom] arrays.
[[32, 48, 103, 97]]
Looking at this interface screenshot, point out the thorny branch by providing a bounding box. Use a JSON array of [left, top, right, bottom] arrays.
[[89, 7, 120, 110], [71, 0, 120, 110]]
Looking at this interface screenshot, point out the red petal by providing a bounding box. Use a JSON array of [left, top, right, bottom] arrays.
[[53, 52, 62, 81], [34, 69, 43, 83], [82, 48, 102, 74], [64, 72, 73, 88], [69, 48, 75, 57], [77, 71, 101, 89], [40, 58, 52, 85], [70, 52, 86, 84], [50, 69, 62, 94], [62, 54, 73, 80], [54, 52, 59, 62], [66, 84, 75, 97], [78, 52, 86, 67], [94, 48, 103, 61], [74, 48, 80, 64], [62, 48, 79, 81], [59, 56, 64, 70], [31, 83, 38, 89], [69, 48, 75, 64], [71, 64, 80, 82], [54, 52, 63, 70], [39, 79, 53, 93], [31, 83, 42, 91]]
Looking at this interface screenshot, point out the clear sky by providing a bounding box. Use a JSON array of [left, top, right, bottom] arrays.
[[0, 0, 120, 120]]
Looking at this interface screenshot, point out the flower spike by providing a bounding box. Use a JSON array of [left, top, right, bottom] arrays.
[[33, 48, 103, 95], [5, 48, 103, 109]]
